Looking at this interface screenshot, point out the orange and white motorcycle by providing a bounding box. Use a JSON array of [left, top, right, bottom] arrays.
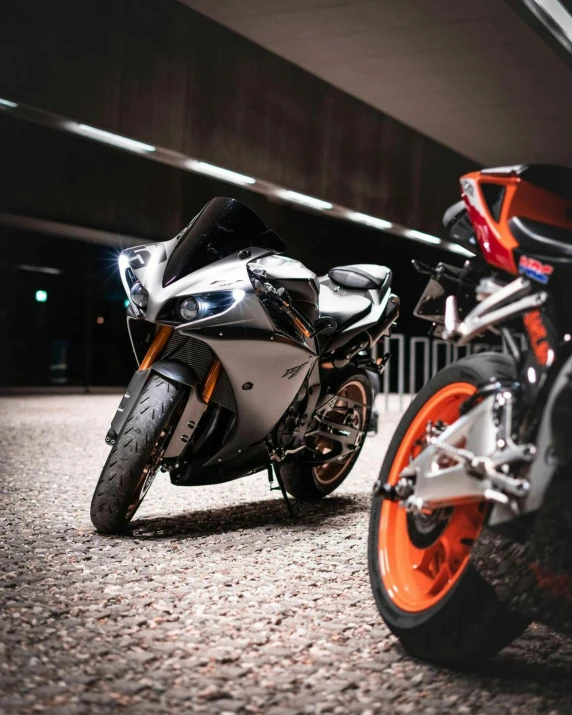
[[369, 164, 572, 663]]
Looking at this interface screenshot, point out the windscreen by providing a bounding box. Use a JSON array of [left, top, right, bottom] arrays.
[[162, 197, 285, 287]]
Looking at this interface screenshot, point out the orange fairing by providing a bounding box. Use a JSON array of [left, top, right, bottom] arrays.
[[378, 383, 485, 612], [461, 170, 572, 274]]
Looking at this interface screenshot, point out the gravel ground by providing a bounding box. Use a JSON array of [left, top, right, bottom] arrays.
[[1, 394, 572, 715]]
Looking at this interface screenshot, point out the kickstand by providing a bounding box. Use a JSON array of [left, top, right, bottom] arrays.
[[267, 465, 296, 518]]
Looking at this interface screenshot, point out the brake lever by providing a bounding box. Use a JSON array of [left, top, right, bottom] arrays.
[[262, 282, 314, 338], [411, 260, 436, 276]]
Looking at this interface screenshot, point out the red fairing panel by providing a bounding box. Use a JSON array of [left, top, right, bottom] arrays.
[[461, 177, 517, 274]]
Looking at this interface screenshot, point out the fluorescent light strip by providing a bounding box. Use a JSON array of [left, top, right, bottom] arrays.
[[18, 264, 62, 275], [187, 160, 256, 185], [404, 229, 441, 245], [276, 189, 333, 211], [347, 212, 392, 230], [74, 124, 156, 153], [532, 0, 572, 41], [3, 99, 468, 256]]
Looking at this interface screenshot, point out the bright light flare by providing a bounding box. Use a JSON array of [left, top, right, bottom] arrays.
[[118, 253, 132, 298]]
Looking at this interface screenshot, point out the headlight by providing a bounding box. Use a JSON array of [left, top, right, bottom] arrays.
[[175, 290, 244, 324], [130, 281, 149, 309], [178, 296, 199, 322]]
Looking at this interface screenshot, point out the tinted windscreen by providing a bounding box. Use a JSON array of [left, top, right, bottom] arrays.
[[162, 197, 285, 287]]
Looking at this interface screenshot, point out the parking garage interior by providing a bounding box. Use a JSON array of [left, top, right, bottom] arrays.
[[2, 1, 572, 713]]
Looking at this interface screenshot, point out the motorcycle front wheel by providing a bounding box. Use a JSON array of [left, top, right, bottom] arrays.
[[368, 353, 529, 664], [90, 373, 186, 534]]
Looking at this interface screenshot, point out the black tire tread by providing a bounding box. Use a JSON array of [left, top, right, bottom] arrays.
[[368, 352, 529, 664], [90, 374, 183, 534]]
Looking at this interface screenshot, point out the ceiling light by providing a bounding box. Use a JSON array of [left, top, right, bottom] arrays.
[[530, 0, 572, 41], [187, 160, 256, 185], [447, 244, 475, 257], [19, 264, 62, 275], [0, 98, 18, 108], [347, 212, 392, 230], [404, 229, 441, 245], [74, 124, 156, 153], [276, 190, 333, 211]]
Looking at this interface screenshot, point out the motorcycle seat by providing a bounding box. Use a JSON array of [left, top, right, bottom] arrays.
[[509, 216, 572, 258], [328, 264, 392, 291], [318, 283, 372, 331]]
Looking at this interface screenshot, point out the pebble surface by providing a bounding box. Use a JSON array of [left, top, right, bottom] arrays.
[[1, 394, 571, 714]]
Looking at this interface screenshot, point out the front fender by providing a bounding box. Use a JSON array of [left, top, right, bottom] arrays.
[[151, 360, 200, 388], [105, 360, 199, 444]]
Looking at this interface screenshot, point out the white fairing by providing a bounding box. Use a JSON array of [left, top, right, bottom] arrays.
[[117, 239, 392, 464]]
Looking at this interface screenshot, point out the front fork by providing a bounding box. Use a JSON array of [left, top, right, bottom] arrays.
[[138, 325, 174, 370], [106, 325, 222, 457], [161, 356, 223, 463]]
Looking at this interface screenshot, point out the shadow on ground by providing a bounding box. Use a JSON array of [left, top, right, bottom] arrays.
[[125, 493, 369, 540], [453, 638, 572, 695]]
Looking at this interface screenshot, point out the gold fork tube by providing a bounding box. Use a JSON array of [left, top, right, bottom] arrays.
[[201, 358, 223, 403], [138, 326, 174, 370]]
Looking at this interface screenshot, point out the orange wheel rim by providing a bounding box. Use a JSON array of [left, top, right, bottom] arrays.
[[313, 380, 367, 486], [378, 382, 485, 612]]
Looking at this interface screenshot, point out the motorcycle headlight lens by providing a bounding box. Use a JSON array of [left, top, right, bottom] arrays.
[[130, 281, 149, 309], [178, 296, 199, 322]]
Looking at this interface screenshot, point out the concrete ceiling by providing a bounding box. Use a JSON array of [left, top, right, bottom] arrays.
[[179, 0, 572, 166]]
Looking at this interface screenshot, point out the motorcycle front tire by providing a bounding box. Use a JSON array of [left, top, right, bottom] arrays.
[[90, 373, 185, 534]]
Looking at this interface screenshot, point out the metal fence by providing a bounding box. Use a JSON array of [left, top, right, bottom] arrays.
[[378, 333, 525, 411]]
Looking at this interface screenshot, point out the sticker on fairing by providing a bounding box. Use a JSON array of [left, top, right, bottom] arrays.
[[123, 244, 167, 269], [518, 255, 554, 284]]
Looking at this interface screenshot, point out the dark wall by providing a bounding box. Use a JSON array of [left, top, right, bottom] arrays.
[[0, 0, 474, 385], [0, 115, 457, 282], [0, 0, 475, 234], [0, 231, 131, 387]]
